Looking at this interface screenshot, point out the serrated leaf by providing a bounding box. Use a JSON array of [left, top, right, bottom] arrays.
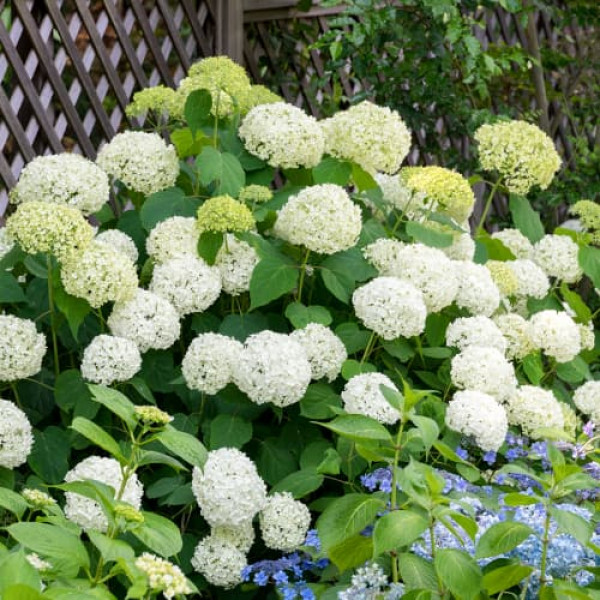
[[373, 510, 429, 557], [209, 414, 252, 450], [483, 564, 533, 595], [509, 195, 545, 243], [197, 231, 223, 265], [341, 359, 378, 379], [53, 281, 91, 339], [410, 415, 440, 451], [579, 245, 600, 288], [70, 417, 125, 462], [300, 383, 342, 419], [88, 530, 135, 563], [88, 385, 137, 430], [434, 549, 482, 600], [522, 353, 545, 385], [271, 468, 324, 498], [156, 428, 208, 468], [140, 188, 200, 232], [131, 511, 182, 557], [329, 534, 373, 571], [320, 414, 392, 443], [0, 488, 28, 518], [184, 89, 212, 136], [549, 506, 592, 545], [249, 254, 299, 309], [313, 156, 352, 185], [406, 221, 453, 248], [285, 302, 333, 328], [475, 521, 534, 559], [398, 553, 438, 591], [197, 147, 245, 197]]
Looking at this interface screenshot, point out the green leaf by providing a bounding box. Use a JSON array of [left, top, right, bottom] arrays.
[[3, 585, 43, 600], [410, 415, 440, 451], [24, 255, 48, 279], [184, 89, 212, 136], [398, 553, 438, 591], [0, 550, 42, 594], [579, 246, 600, 288], [219, 313, 269, 341], [313, 157, 352, 186], [87, 531, 135, 563], [28, 426, 70, 484], [70, 417, 125, 462], [197, 147, 245, 197], [322, 247, 377, 283], [335, 322, 371, 353], [317, 448, 342, 475], [249, 254, 299, 310], [88, 385, 137, 430], [0, 487, 28, 518], [131, 511, 182, 557], [556, 356, 591, 384], [209, 414, 252, 450], [285, 302, 333, 328], [502, 492, 540, 506], [171, 127, 210, 158], [137, 450, 186, 471], [140, 188, 200, 232], [7, 522, 89, 578], [483, 564, 533, 595], [475, 521, 534, 559], [320, 267, 354, 303], [352, 163, 377, 191], [373, 510, 429, 557], [156, 428, 208, 468], [406, 221, 453, 248], [329, 534, 373, 571], [549, 506, 593, 546], [382, 338, 415, 362], [522, 353, 545, 385], [320, 414, 392, 443], [52, 282, 91, 340], [55, 370, 97, 418], [434, 549, 482, 600], [197, 231, 223, 265], [509, 194, 545, 243], [341, 359, 378, 379], [0, 272, 26, 303], [271, 468, 324, 498], [559, 282, 592, 323], [300, 383, 342, 419]]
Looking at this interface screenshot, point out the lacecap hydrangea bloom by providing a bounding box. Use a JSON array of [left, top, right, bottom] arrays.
[[352, 276, 427, 340], [108, 289, 180, 352], [191, 536, 247, 589], [182, 333, 242, 394], [239, 102, 324, 169], [80, 334, 142, 385], [273, 184, 362, 255], [149, 256, 222, 316], [60, 241, 138, 308], [146, 216, 199, 264], [321, 101, 411, 174], [573, 381, 600, 425], [289, 323, 347, 381], [505, 386, 564, 438], [491, 228, 533, 259], [211, 520, 255, 553], [233, 331, 311, 407], [453, 261, 500, 316], [529, 309, 581, 363], [10, 153, 110, 215], [341, 373, 401, 425], [6, 201, 94, 263], [445, 316, 507, 355], [215, 234, 259, 295], [95, 229, 139, 264], [192, 447, 267, 527], [0, 315, 46, 382], [0, 399, 33, 469], [96, 131, 179, 195], [135, 553, 193, 599], [445, 391, 508, 452], [533, 234, 583, 283], [259, 492, 311, 552], [197, 195, 255, 234], [475, 120, 561, 195], [64, 456, 144, 532], [494, 313, 535, 360]]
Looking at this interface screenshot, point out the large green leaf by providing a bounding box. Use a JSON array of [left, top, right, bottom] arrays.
[[509, 194, 545, 243], [184, 89, 212, 136], [140, 188, 200, 232], [0, 487, 28, 518], [285, 302, 332, 328], [0, 272, 26, 303], [156, 428, 208, 468], [398, 553, 438, 591], [328, 534, 373, 571], [249, 253, 299, 310], [320, 414, 392, 443], [435, 549, 482, 600], [475, 521, 534, 559], [0, 550, 42, 593], [53, 282, 91, 340], [312, 157, 352, 186], [482, 563, 533, 595], [406, 221, 453, 248], [209, 414, 252, 450], [88, 385, 137, 430], [300, 383, 342, 419], [28, 426, 70, 484], [579, 245, 600, 289], [196, 147, 245, 197], [55, 370, 97, 419], [131, 511, 182, 557], [271, 468, 324, 498], [373, 510, 429, 557], [70, 417, 125, 462], [87, 531, 135, 564], [549, 506, 593, 545]]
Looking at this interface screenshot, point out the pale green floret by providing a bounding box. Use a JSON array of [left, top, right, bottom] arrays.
[[238, 184, 273, 204], [125, 85, 178, 118], [197, 195, 256, 233], [486, 260, 519, 297], [246, 84, 283, 110], [571, 200, 600, 244], [475, 120, 561, 195], [134, 405, 173, 427], [114, 502, 145, 523], [21, 488, 56, 508]]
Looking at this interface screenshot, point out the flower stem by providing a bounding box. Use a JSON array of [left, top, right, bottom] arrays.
[[10, 382, 22, 409], [296, 248, 311, 304], [46, 256, 60, 379], [476, 177, 503, 232], [361, 331, 377, 365], [539, 507, 552, 592], [390, 420, 405, 584]]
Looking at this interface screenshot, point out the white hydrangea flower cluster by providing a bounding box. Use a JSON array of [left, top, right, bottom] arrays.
[[290, 324, 347, 381], [21, 488, 56, 508], [135, 553, 192, 599], [239, 102, 324, 169], [211, 520, 255, 553], [363, 238, 405, 273], [64, 456, 144, 532], [533, 234, 583, 283], [453, 261, 500, 316], [215, 234, 259, 295], [491, 229, 533, 259], [146, 217, 199, 264], [95, 229, 139, 263], [445, 316, 507, 354], [191, 536, 247, 589], [149, 256, 222, 316], [341, 373, 401, 425], [374, 173, 433, 218], [493, 313, 535, 360], [108, 289, 181, 352], [0, 228, 14, 261], [352, 276, 427, 340], [507, 259, 550, 300], [441, 232, 476, 262], [573, 381, 600, 424], [450, 346, 517, 403], [0, 315, 46, 382], [321, 101, 412, 174], [61, 242, 138, 308], [80, 334, 142, 385], [182, 333, 242, 394], [233, 331, 311, 407], [505, 386, 564, 438], [273, 184, 362, 255], [192, 448, 267, 527], [579, 321, 595, 352], [0, 399, 33, 469], [475, 120, 561, 195], [529, 310, 581, 363], [10, 153, 110, 215], [445, 391, 508, 452], [96, 132, 179, 195], [259, 492, 311, 552]]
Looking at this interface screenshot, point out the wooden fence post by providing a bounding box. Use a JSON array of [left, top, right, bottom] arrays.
[[216, 0, 245, 64]]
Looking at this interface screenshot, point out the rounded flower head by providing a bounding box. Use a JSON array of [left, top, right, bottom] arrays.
[[341, 373, 401, 425], [399, 166, 475, 222], [352, 276, 427, 340], [491, 229, 533, 259], [374, 172, 434, 218], [95, 229, 139, 264], [505, 386, 564, 438], [363, 238, 405, 274], [191, 536, 247, 589], [196, 195, 255, 234], [146, 216, 199, 264], [211, 520, 255, 553], [6, 201, 94, 263], [10, 153, 110, 215], [273, 184, 362, 255], [182, 333, 242, 395], [441, 232, 476, 262], [573, 381, 600, 424], [238, 184, 273, 205], [450, 346, 517, 403], [108, 289, 181, 352], [22, 488, 56, 508], [533, 234, 583, 284], [149, 256, 222, 316], [446, 391, 508, 452], [64, 456, 144, 532], [529, 310, 581, 363], [290, 324, 347, 382], [80, 334, 142, 385], [215, 234, 259, 296], [125, 85, 179, 119], [135, 553, 193, 599], [445, 316, 507, 354], [233, 331, 311, 407], [0, 315, 46, 382], [485, 260, 519, 297], [96, 131, 179, 195], [507, 259, 550, 300], [259, 492, 311, 552], [134, 405, 173, 428], [493, 313, 535, 360], [0, 399, 33, 468], [453, 261, 500, 316], [321, 101, 411, 174], [192, 447, 267, 527], [239, 102, 324, 169], [475, 120, 561, 195], [61, 241, 138, 308]]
